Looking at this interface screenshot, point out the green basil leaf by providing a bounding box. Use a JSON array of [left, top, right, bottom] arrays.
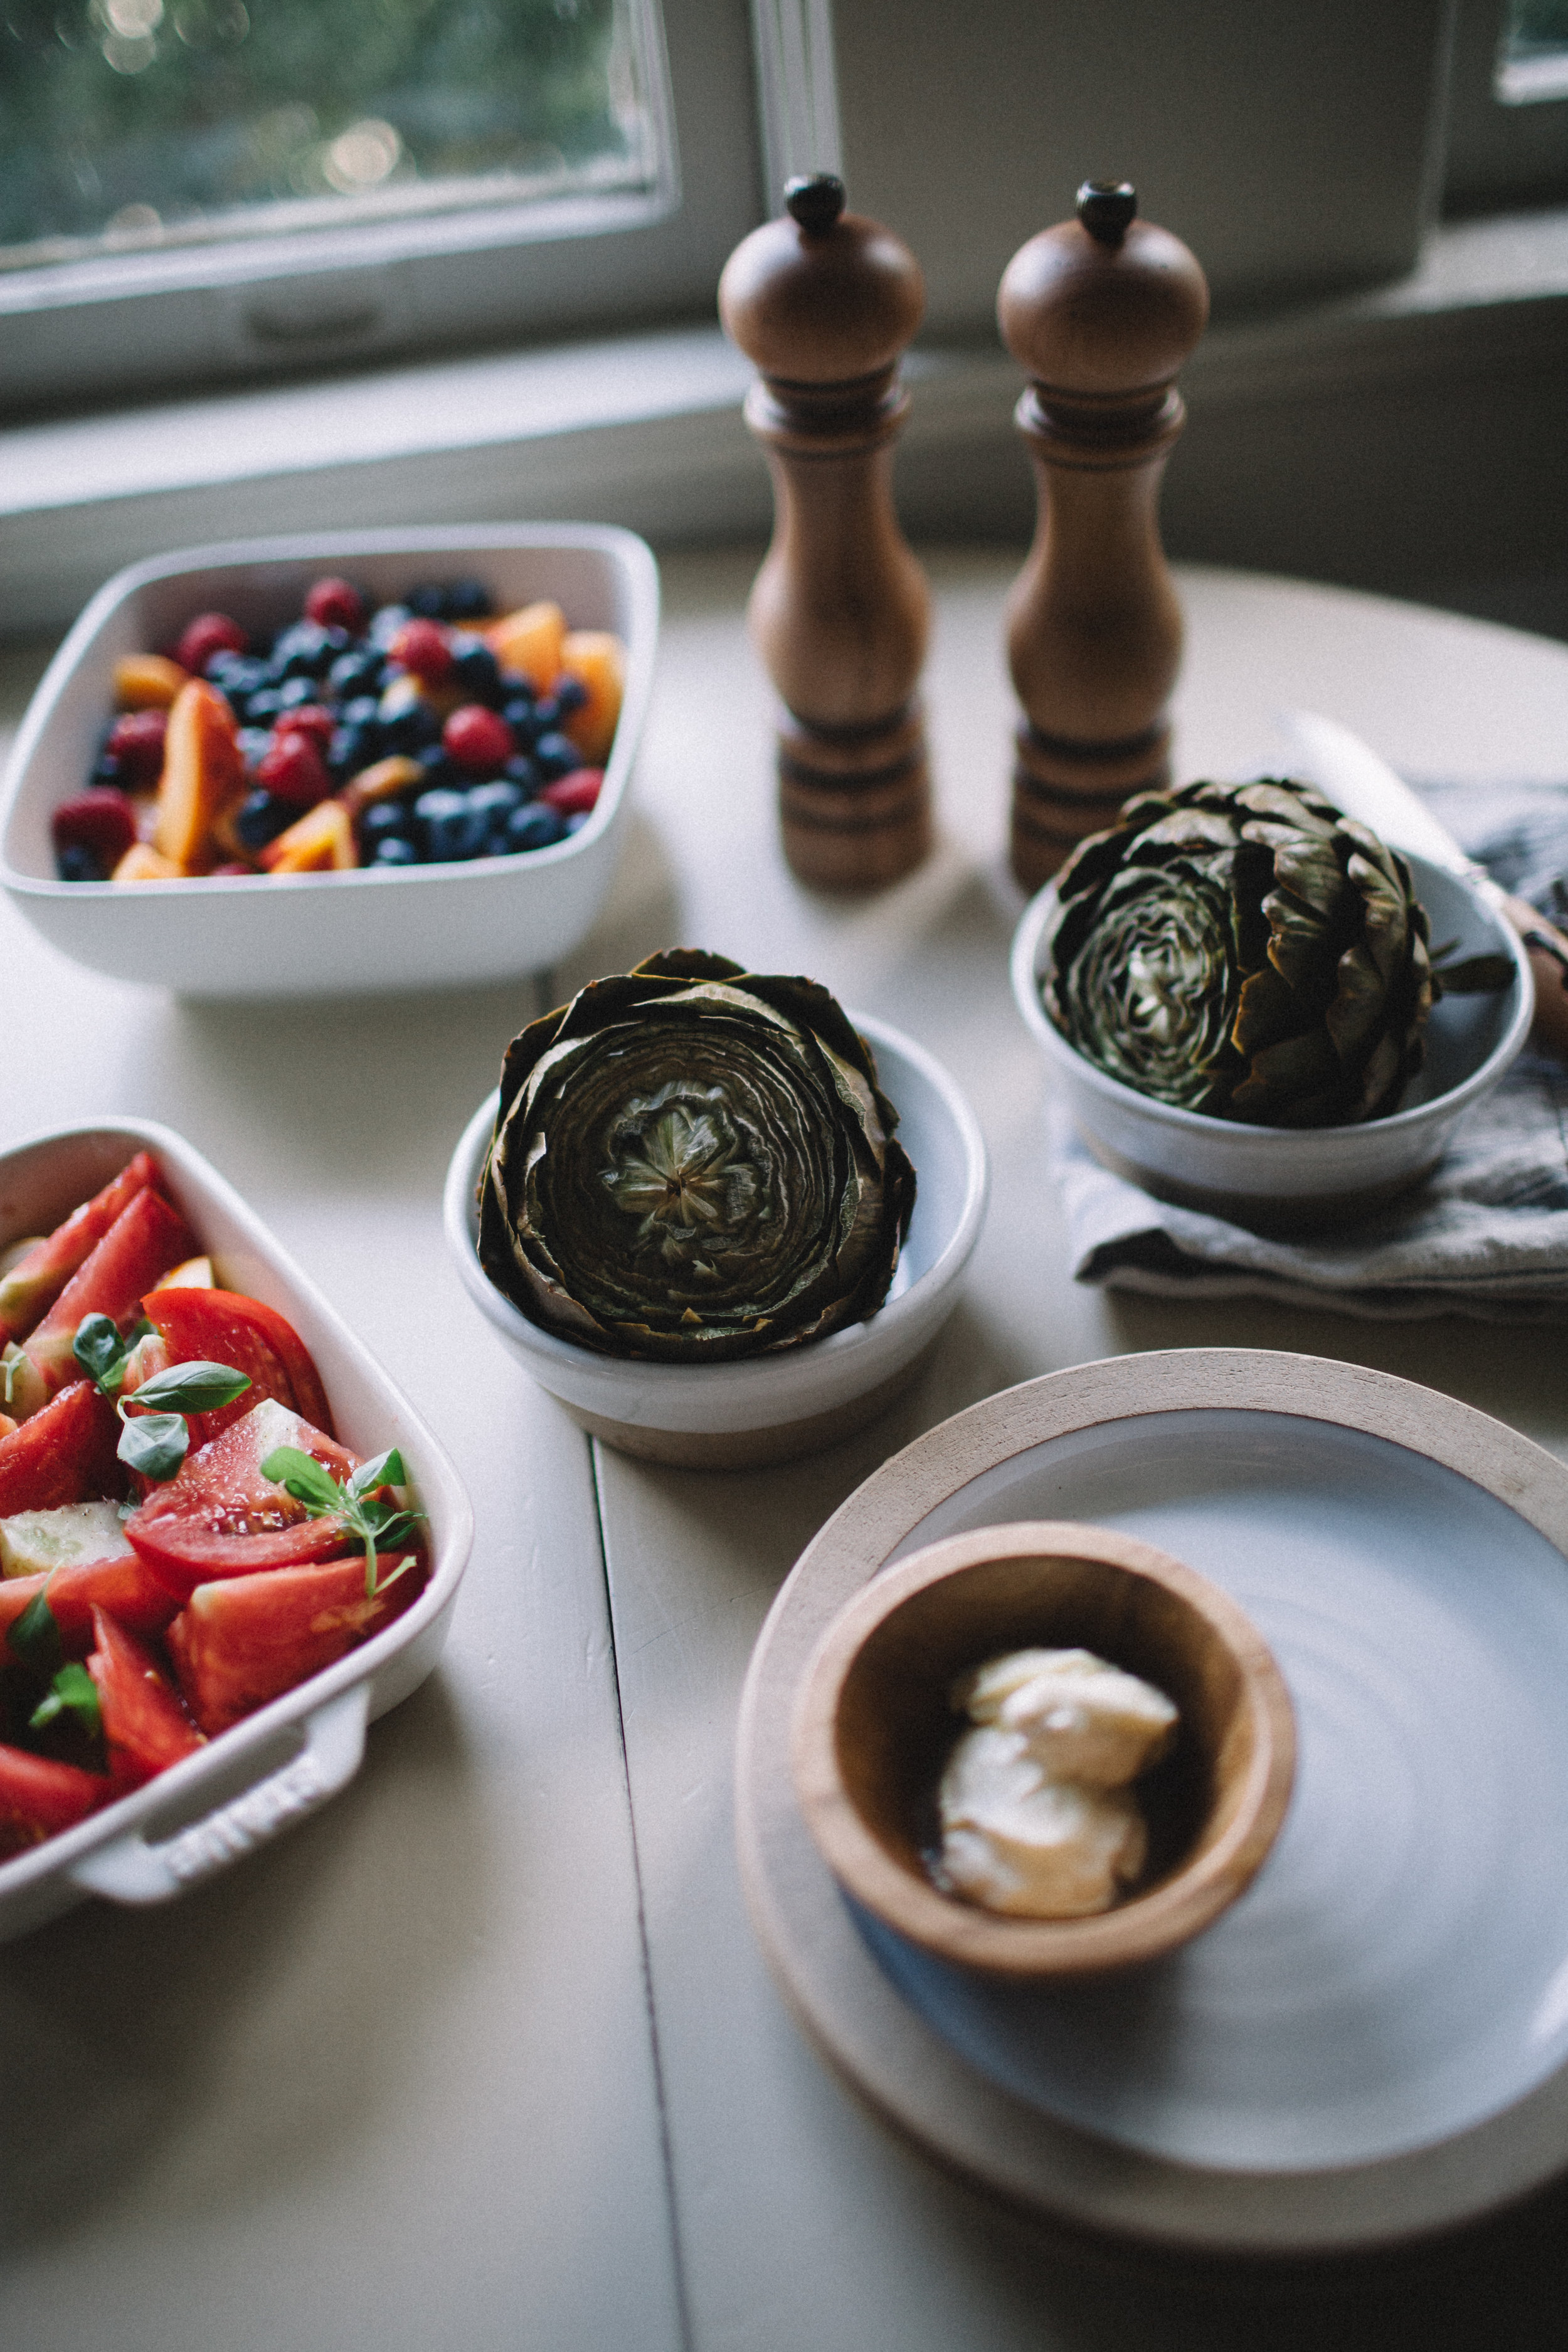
[[130, 1359, 251, 1414], [347, 1448, 403, 1500], [29, 1660, 102, 1739], [117, 1411, 190, 1481], [7, 1587, 62, 1678], [260, 1446, 343, 1513], [72, 1313, 125, 1387]]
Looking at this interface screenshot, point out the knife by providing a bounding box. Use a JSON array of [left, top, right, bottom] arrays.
[[1278, 707, 1568, 1061]]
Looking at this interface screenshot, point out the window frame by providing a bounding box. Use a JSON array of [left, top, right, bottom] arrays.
[[0, 0, 765, 415]]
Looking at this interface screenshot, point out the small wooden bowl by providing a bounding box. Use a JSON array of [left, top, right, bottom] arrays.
[[790, 1520, 1296, 1979]]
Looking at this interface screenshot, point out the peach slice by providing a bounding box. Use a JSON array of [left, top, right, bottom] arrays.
[[485, 599, 566, 692], [114, 654, 188, 710], [259, 797, 357, 874], [111, 842, 183, 883], [560, 630, 625, 765], [154, 680, 245, 872]]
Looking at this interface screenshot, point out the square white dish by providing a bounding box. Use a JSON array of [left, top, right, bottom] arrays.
[[0, 523, 658, 999], [0, 1115, 474, 1943]]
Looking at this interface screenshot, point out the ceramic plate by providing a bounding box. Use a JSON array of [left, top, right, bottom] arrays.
[[735, 1350, 1568, 2255]]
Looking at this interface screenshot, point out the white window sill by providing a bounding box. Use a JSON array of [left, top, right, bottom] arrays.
[[3, 206, 1567, 639]]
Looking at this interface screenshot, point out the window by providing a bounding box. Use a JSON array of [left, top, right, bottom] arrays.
[[0, 0, 763, 410], [1443, 0, 1568, 216]]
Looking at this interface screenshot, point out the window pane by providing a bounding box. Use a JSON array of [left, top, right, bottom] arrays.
[[1496, 0, 1568, 102], [0, 0, 665, 270]]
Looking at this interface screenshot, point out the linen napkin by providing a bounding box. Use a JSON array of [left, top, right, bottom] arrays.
[[1054, 781, 1568, 1321]]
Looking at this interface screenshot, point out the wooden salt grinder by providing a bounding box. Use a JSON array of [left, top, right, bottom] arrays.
[[1000, 181, 1209, 893], [719, 175, 932, 891]]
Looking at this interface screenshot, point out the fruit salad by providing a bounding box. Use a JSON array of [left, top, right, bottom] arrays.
[[0, 1150, 426, 1858], [54, 574, 625, 884]]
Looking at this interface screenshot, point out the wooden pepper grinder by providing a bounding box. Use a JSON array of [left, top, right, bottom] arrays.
[[1000, 181, 1209, 892], [719, 174, 932, 891]]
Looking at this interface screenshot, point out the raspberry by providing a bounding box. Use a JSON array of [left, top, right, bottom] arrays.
[[538, 768, 603, 817], [176, 612, 247, 676], [105, 707, 167, 788], [389, 618, 455, 687], [273, 703, 336, 750], [304, 576, 366, 634], [443, 703, 514, 774], [52, 789, 137, 872], [256, 731, 331, 808]]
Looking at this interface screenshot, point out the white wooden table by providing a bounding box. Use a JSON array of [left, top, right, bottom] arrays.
[[2, 553, 1567, 2350]]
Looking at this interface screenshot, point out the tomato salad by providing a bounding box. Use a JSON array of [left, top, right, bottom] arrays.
[[0, 1151, 426, 1860]]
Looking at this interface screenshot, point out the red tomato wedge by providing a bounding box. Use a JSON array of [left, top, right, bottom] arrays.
[[0, 1380, 120, 1517], [87, 1606, 204, 1784], [0, 1152, 162, 1345], [0, 1745, 108, 1857], [19, 1187, 197, 1407], [167, 1550, 424, 1735], [0, 1551, 179, 1655], [130, 1286, 334, 1446], [125, 1399, 359, 1600]]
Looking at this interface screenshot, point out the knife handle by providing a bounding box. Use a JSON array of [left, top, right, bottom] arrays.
[[1500, 894, 1568, 1061]]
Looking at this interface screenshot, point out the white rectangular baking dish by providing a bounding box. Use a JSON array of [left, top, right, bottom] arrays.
[[0, 1116, 474, 1942], [0, 523, 658, 999]]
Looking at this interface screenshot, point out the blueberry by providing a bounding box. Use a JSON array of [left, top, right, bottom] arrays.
[[246, 687, 285, 726], [367, 603, 411, 649], [328, 725, 371, 775], [564, 809, 592, 835], [553, 675, 589, 716], [90, 751, 122, 788], [467, 780, 522, 848], [406, 583, 447, 619], [444, 576, 494, 620], [233, 790, 298, 850], [450, 638, 502, 702], [270, 619, 336, 678], [237, 727, 273, 770], [502, 698, 541, 742], [208, 652, 267, 704], [531, 696, 561, 729], [370, 835, 419, 867], [503, 802, 566, 854], [533, 731, 583, 780], [379, 681, 440, 753], [277, 674, 315, 709], [414, 786, 487, 862], [342, 694, 381, 729], [329, 649, 383, 696], [360, 800, 413, 843], [417, 743, 457, 783], [504, 753, 541, 794], [57, 842, 103, 882]]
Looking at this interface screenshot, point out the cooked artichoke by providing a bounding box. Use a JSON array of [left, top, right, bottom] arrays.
[[1044, 778, 1441, 1128], [478, 950, 916, 1361]]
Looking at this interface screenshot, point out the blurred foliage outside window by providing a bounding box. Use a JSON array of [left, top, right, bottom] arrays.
[[1497, 0, 1568, 98], [0, 0, 661, 268]]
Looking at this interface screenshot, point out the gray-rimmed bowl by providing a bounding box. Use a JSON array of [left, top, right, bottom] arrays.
[[1010, 851, 1534, 1234]]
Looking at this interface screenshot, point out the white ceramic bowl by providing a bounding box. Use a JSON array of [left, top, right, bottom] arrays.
[[0, 524, 658, 999], [1011, 851, 1534, 1231], [443, 1015, 990, 1469], [0, 1116, 474, 1944]]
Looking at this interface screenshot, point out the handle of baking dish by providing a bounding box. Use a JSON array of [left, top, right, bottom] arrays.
[[65, 1682, 370, 1907]]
